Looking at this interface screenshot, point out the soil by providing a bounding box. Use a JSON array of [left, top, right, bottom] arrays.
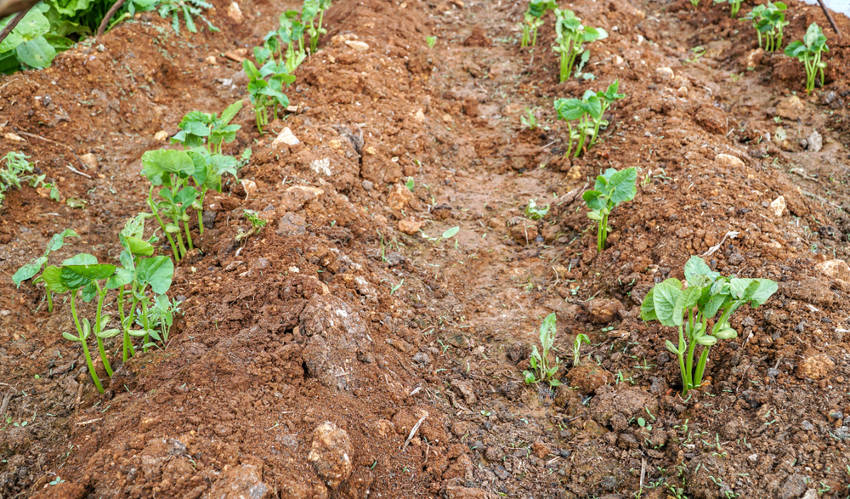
[[1, 0, 849, 497]]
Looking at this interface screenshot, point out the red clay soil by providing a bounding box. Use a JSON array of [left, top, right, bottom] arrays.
[[1, 0, 849, 497]]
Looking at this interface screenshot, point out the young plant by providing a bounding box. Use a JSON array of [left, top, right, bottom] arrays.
[[12, 228, 79, 312], [582, 167, 637, 252], [243, 47, 295, 132], [572, 333, 590, 366], [523, 313, 561, 387], [40, 254, 119, 392], [640, 256, 778, 395], [552, 8, 607, 82], [108, 214, 176, 360], [171, 101, 242, 234], [264, 10, 308, 73], [519, 0, 556, 48], [141, 149, 197, 261], [784, 23, 829, 93], [520, 107, 538, 130], [235, 209, 267, 243], [713, 0, 743, 17], [0, 151, 59, 208], [743, 2, 788, 52], [554, 80, 624, 157], [156, 0, 219, 34], [524, 199, 549, 220], [302, 0, 332, 53]]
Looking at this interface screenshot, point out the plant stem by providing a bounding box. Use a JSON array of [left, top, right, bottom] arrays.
[[71, 290, 104, 393], [94, 283, 113, 377], [46, 290, 53, 313], [183, 218, 194, 251], [677, 326, 689, 395], [149, 188, 180, 261], [694, 346, 711, 387]]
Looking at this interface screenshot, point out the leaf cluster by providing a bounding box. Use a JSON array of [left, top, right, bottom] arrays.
[[519, 0, 556, 48], [524, 199, 549, 220], [784, 23, 828, 93], [582, 166, 636, 252], [743, 2, 788, 52], [0, 151, 59, 207], [640, 256, 778, 394], [553, 80, 624, 158], [552, 8, 607, 82], [523, 313, 562, 387]]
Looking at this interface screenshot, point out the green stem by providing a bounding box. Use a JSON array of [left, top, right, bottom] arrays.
[[566, 123, 574, 157], [197, 189, 207, 235], [46, 290, 53, 313], [94, 283, 113, 377], [183, 218, 194, 251], [171, 217, 187, 258], [71, 291, 103, 393], [685, 326, 697, 391], [677, 325, 690, 395], [531, 25, 538, 47], [140, 294, 152, 352], [149, 188, 180, 261], [694, 346, 711, 387]]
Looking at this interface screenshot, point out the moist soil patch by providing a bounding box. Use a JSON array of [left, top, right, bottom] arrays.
[[1, 0, 849, 497]]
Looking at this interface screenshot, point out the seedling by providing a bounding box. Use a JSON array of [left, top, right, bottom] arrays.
[[421, 226, 460, 244], [156, 0, 219, 34], [405, 177, 415, 192], [426, 36, 437, 48], [264, 10, 308, 73], [640, 256, 778, 395], [743, 2, 788, 52], [572, 333, 589, 366], [713, 0, 743, 18], [552, 8, 607, 82], [784, 23, 829, 93], [524, 199, 549, 220], [302, 0, 332, 53], [523, 313, 561, 387], [12, 228, 79, 312], [41, 253, 118, 392], [243, 48, 295, 132], [554, 80, 624, 157], [109, 214, 176, 359], [171, 102, 242, 234], [141, 149, 198, 261], [520, 107, 538, 130], [0, 152, 59, 208], [235, 209, 267, 242], [582, 166, 637, 252], [519, 0, 556, 48]]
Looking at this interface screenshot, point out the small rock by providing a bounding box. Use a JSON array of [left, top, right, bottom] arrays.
[[362, 180, 374, 191], [567, 363, 613, 395], [413, 109, 426, 122], [344, 40, 369, 51], [796, 353, 834, 380], [387, 184, 414, 214], [676, 86, 688, 98], [807, 130, 822, 152], [208, 464, 270, 499], [226, 2, 243, 23], [776, 95, 805, 120], [745, 48, 765, 68], [446, 485, 489, 499], [769, 195, 786, 217], [450, 379, 477, 405], [412, 351, 431, 366], [154, 130, 169, 141], [307, 422, 353, 489], [3, 132, 24, 142], [398, 217, 423, 235], [655, 67, 674, 81], [80, 153, 98, 169], [240, 179, 258, 199], [802, 490, 818, 499], [205, 55, 218, 65], [531, 441, 549, 459], [716, 153, 744, 168], [281, 185, 323, 211], [778, 474, 808, 499], [586, 298, 624, 324], [815, 259, 850, 284], [273, 127, 300, 146], [310, 158, 331, 176]]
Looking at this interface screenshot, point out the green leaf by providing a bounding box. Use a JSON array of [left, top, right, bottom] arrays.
[[0, 6, 50, 53], [442, 226, 460, 239], [62, 332, 80, 342], [701, 292, 728, 320], [136, 256, 174, 294], [653, 279, 683, 327], [45, 228, 79, 252], [13, 256, 48, 287], [523, 370, 537, 384], [608, 167, 637, 205], [97, 328, 121, 339], [714, 327, 737, 340], [61, 263, 116, 289], [683, 256, 717, 287], [219, 100, 243, 125], [695, 334, 717, 346], [539, 312, 557, 349], [16, 36, 56, 69], [141, 149, 194, 185], [640, 288, 657, 321], [81, 281, 97, 302], [746, 279, 778, 307], [106, 267, 134, 289], [582, 189, 605, 211], [664, 339, 679, 354], [41, 265, 68, 293]]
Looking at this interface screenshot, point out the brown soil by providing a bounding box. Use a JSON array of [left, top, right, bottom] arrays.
[[1, 0, 849, 497]]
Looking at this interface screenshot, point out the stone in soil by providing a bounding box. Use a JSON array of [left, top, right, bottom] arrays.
[[567, 363, 614, 395], [208, 464, 270, 499], [585, 298, 624, 324], [307, 421, 353, 489], [796, 353, 835, 381]]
